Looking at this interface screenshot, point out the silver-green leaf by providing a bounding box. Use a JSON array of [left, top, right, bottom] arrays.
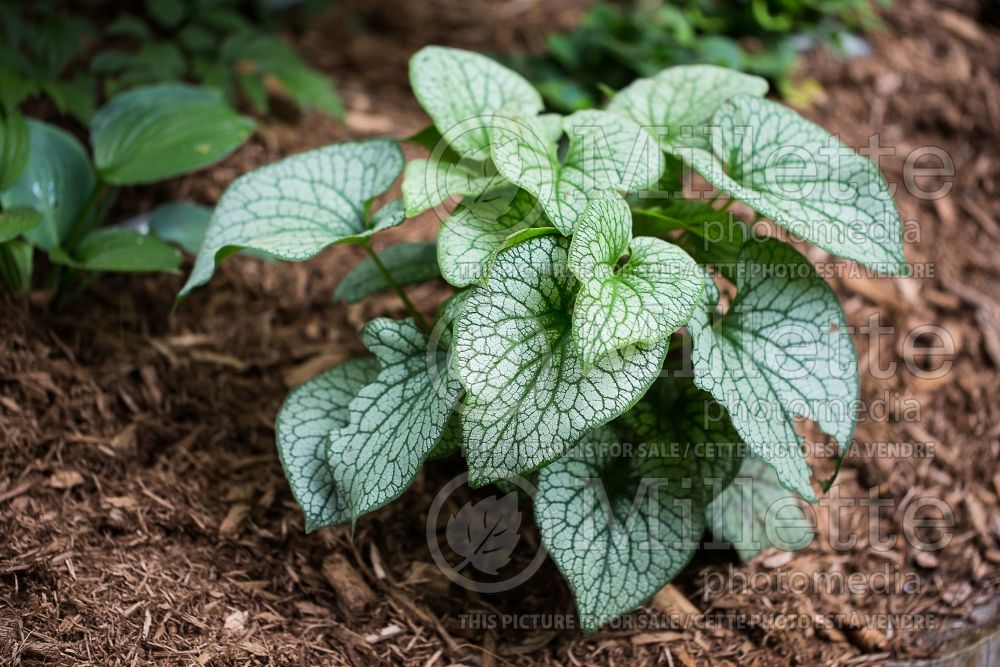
[[568, 192, 702, 369], [453, 234, 667, 486], [401, 157, 502, 217], [490, 111, 662, 234], [275, 358, 380, 531], [608, 65, 768, 151], [327, 318, 462, 520], [689, 238, 859, 501], [688, 95, 906, 273], [179, 140, 404, 297]]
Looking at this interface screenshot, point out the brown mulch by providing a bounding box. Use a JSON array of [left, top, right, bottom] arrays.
[[2, 0, 999, 664]]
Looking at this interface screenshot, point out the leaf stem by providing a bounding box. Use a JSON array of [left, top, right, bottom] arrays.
[[362, 242, 431, 333]]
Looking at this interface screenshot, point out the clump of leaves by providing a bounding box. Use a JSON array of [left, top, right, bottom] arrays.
[[181, 47, 905, 630], [0, 83, 254, 302], [504, 0, 886, 112], [0, 0, 340, 123]]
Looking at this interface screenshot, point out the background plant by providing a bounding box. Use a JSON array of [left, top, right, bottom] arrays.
[[504, 0, 887, 112], [180, 47, 905, 630], [0, 83, 254, 303], [0, 0, 340, 123]]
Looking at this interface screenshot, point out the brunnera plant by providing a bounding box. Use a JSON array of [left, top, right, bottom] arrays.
[[179, 46, 905, 631]]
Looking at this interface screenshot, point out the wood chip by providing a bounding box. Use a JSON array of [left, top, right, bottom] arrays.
[[322, 553, 376, 616], [47, 470, 84, 489], [365, 624, 405, 644], [631, 631, 686, 645]]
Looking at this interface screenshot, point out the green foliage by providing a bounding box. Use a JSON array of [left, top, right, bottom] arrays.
[[0, 0, 341, 123], [0, 85, 253, 301], [184, 48, 905, 631], [504, 0, 886, 112]]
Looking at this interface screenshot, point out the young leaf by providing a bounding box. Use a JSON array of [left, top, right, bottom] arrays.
[[409, 46, 543, 157], [148, 201, 212, 254], [333, 242, 440, 304], [453, 234, 667, 486], [91, 83, 255, 185], [687, 95, 906, 274], [179, 140, 404, 297], [535, 383, 737, 632], [327, 318, 462, 520], [0, 239, 33, 292], [568, 193, 702, 369], [401, 157, 502, 217], [490, 110, 661, 234], [607, 65, 768, 151], [275, 358, 380, 531], [0, 207, 42, 244], [705, 455, 811, 561], [438, 186, 545, 287], [0, 120, 95, 251], [51, 227, 182, 273], [689, 238, 859, 501]]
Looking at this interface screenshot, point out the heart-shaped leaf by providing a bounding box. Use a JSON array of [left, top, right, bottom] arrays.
[[327, 318, 463, 520], [147, 201, 212, 254], [453, 234, 667, 485], [275, 357, 380, 531], [1, 120, 96, 251], [689, 238, 859, 501], [91, 83, 255, 185], [401, 157, 502, 217], [180, 140, 404, 297], [409, 46, 543, 157], [607, 65, 768, 151], [688, 95, 906, 274], [568, 193, 702, 369], [490, 110, 662, 234]]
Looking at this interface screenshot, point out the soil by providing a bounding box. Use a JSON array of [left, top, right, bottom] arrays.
[[2, 0, 999, 665]]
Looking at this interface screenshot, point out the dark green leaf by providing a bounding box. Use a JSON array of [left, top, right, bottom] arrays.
[[333, 242, 440, 304]]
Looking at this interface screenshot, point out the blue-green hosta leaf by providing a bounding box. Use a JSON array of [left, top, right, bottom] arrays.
[[275, 357, 379, 531], [0, 208, 42, 244], [51, 227, 182, 273], [327, 318, 463, 519], [333, 242, 440, 304], [409, 46, 543, 157], [536, 382, 737, 632], [706, 454, 811, 561], [401, 157, 502, 217], [438, 186, 545, 287], [179, 140, 404, 297], [491, 110, 661, 234], [689, 239, 859, 501], [453, 234, 667, 486], [91, 83, 255, 185], [688, 95, 906, 273], [568, 193, 702, 369], [148, 201, 212, 253], [0, 120, 96, 251], [608, 65, 768, 151]]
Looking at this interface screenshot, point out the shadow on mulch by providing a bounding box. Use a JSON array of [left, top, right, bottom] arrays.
[[2, 0, 999, 664]]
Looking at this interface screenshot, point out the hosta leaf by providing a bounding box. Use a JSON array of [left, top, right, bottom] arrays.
[[688, 95, 906, 273], [51, 228, 182, 273], [91, 83, 255, 185], [275, 358, 379, 531], [409, 46, 543, 157], [453, 234, 667, 486], [327, 318, 462, 519], [0, 207, 42, 244], [491, 110, 661, 234], [535, 384, 737, 632], [401, 157, 502, 217], [438, 186, 545, 287], [180, 140, 404, 297], [0, 110, 30, 190], [706, 455, 811, 561], [568, 193, 702, 369], [0, 120, 96, 251], [148, 201, 212, 253], [608, 65, 768, 151], [333, 242, 440, 304], [689, 239, 859, 501], [0, 239, 33, 292]]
